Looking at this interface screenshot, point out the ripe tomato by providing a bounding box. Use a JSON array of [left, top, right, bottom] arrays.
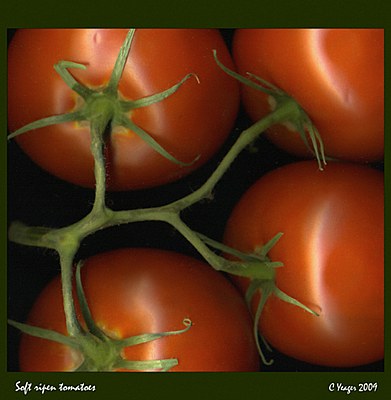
[[224, 161, 384, 367], [18, 248, 259, 372], [233, 29, 384, 163], [8, 29, 239, 190]]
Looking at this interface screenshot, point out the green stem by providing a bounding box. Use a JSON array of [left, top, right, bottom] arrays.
[[170, 98, 300, 210], [8, 222, 58, 250], [59, 244, 85, 337], [89, 118, 109, 216], [166, 213, 228, 270], [75, 261, 107, 340]]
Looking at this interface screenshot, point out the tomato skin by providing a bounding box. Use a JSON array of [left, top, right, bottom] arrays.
[[8, 29, 239, 190], [233, 29, 384, 162], [19, 248, 259, 372], [224, 161, 384, 367]]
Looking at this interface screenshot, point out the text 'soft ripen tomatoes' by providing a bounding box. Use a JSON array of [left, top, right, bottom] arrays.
[[8, 29, 239, 190], [224, 161, 384, 367], [19, 248, 259, 372], [233, 29, 384, 162]]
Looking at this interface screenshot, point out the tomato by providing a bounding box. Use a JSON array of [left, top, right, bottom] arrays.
[[223, 161, 384, 367], [8, 29, 239, 190], [18, 248, 259, 372], [233, 29, 384, 163]]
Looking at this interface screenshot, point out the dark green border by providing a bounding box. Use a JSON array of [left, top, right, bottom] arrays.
[[2, 0, 390, 399]]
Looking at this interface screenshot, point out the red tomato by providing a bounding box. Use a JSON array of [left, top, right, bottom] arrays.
[[8, 29, 239, 190], [224, 161, 384, 367], [233, 29, 384, 163], [19, 248, 259, 372]]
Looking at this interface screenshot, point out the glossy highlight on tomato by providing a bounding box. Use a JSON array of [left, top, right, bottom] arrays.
[[19, 248, 259, 372], [233, 29, 384, 162], [8, 29, 239, 190], [224, 161, 384, 367]]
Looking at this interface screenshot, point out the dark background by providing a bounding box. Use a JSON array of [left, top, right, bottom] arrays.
[[7, 28, 384, 373]]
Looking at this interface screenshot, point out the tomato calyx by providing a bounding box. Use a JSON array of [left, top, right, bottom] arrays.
[[8, 261, 192, 372], [8, 29, 199, 167], [215, 232, 320, 365], [213, 50, 327, 170], [246, 278, 320, 365]]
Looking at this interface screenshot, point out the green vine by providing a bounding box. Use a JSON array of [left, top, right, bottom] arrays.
[[8, 28, 321, 371]]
